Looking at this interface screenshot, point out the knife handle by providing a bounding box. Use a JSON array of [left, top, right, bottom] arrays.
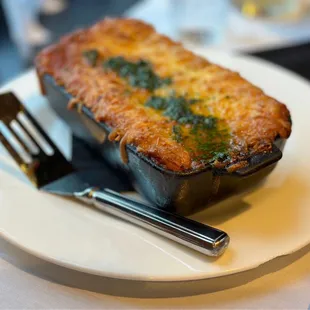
[[74, 188, 230, 257]]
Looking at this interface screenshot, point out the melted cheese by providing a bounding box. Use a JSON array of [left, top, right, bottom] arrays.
[[36, 18, 291, 172]]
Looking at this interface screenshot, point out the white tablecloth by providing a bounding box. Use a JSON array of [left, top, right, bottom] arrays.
[[1, 236, 309, 309]]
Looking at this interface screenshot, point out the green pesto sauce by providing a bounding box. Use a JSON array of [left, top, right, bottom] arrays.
[[172, 125, 183, 143], [192, 126, 230, 163], [83, 50, 99, 67], [145, 95, 216, 127], [103, 56, 172, 91], [82, 52, 230, 164], [146, 94, 230, 164]]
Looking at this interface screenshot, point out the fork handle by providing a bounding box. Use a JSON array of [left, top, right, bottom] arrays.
[[75, 188, 230, 257]]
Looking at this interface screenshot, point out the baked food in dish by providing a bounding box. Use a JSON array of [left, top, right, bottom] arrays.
[[36, 18, 291, 172]]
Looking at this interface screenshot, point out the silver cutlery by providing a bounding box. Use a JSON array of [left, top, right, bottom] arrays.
[[0, 92, 230, 256]]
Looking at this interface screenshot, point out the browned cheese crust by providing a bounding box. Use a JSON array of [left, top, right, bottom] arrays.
[[36, 18, 291, 172]]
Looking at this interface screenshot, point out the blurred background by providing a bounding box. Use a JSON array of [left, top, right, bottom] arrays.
[[1, 0, 310, 84]]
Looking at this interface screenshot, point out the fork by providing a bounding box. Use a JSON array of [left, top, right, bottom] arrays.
[[0, 92, 230, 257]]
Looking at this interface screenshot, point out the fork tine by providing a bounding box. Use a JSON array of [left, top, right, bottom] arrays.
[[0, 93, 57, 155], [8, 122, 33, 155], [0, 92, 75, 188], [16, 117, 43, 153], [22, 109, 58, 153], [0, 131, 28, 167]]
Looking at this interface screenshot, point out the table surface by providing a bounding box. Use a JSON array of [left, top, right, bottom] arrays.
[[1, 2, 310, 309]]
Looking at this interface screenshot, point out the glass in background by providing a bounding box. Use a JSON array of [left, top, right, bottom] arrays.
[[232, 0, 310, 22], [1, 0, 68, 62], [170, 0, 229, 45]]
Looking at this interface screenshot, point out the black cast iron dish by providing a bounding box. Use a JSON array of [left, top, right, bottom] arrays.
[[42, 74, 286, 215]]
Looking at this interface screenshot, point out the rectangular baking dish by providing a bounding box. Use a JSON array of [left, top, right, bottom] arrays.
[[42, 74, 285, 215]]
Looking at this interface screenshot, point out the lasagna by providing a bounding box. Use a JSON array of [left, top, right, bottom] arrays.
[[36, 18, 291, 172]]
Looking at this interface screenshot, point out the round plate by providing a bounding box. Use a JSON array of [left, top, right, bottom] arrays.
[[0, 50, 310, 282]]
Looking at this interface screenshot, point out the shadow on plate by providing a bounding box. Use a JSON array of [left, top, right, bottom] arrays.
[[191, 174, 306, 239], [190, 194, 251, 225]]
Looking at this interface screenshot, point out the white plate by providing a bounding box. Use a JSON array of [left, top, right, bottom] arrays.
[[0, 50, 310, 282]]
